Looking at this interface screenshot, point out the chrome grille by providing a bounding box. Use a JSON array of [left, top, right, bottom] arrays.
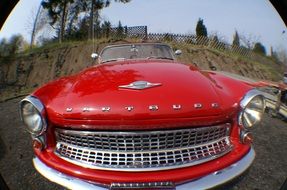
[[55, 124, 232, 171], [56, 124, 229, 151]]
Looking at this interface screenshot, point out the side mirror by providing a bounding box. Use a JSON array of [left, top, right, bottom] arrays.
[[175, 50, 182, 56], [91, 53, 98, 59]]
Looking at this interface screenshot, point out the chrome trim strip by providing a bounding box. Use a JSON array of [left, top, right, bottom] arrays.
[[33, 148, 255, 190], [56, 123, 230, 136]]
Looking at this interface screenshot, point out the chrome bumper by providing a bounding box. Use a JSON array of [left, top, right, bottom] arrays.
[[33, 147, 255, 190]]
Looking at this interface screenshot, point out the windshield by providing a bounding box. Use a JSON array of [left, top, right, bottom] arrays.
[[100, 44, 174, 63]]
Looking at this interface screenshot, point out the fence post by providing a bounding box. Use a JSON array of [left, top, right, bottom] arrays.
[[144, 26, 148, 40]]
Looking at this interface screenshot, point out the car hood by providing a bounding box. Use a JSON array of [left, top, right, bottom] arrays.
[[34, 60, 252, 124]]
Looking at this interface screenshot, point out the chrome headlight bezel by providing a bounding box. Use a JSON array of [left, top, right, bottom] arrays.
[[19, 96, 47, 136], [238, 89, 265, 129]]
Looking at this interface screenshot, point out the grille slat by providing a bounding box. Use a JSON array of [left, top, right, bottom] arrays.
[[55, 123, 232, 171]]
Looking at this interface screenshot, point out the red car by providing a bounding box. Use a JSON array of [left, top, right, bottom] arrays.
[[19, 43, 265, 190]]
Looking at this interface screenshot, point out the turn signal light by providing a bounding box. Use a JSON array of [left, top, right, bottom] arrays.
[[240, 131, 253, 144], [33, 138, 44, 150]]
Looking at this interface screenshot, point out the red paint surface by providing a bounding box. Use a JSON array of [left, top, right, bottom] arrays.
[[31, 60, 254, 185], [33, 60, 252, 125]]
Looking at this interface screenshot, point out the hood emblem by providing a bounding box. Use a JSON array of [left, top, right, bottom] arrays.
[[119, 81, 161, 90]]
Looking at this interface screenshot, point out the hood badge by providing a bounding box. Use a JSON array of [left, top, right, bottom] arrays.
[[119, 81, 161, 90]]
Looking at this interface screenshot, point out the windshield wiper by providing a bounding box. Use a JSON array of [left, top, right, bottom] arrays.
[[102, 58, 126, 63], [146, 56, 174, 60]]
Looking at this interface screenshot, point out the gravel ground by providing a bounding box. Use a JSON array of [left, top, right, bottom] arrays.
[[0, 97, 286, 190]]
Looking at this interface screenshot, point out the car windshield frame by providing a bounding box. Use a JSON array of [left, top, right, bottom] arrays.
[[99, 43, 175, 63]]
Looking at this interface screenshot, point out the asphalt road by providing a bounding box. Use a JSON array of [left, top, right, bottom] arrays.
[[0, 97, 286, 190]]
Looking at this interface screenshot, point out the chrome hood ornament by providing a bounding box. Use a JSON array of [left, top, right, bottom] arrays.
[[119, 81, 162, 90]]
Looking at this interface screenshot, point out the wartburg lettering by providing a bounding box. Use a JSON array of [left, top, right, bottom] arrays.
[[65, 103, 220, 113], [19, 43, 265, 189]]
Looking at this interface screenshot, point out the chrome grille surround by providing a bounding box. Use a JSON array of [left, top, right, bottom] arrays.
[[55, 123, 232, 171]]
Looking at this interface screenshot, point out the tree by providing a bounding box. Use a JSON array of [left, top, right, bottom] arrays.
[[88, 0, 103, 40], [0, 35, 26, 58], [253, 42, 266, 55], [26, 5, 49, 48], [116, 21, 125, 39], [196, 18, 207, 37], [87, 0, 131, 39], [240, 33, 259, 49], [8, 35, 25, 54], [42, 0, 75, 43], [41, 0, 131, 42], [212, 35, 219, 43], [0, 38, 9, 57], [272, 47, 287, 65], [209, 35, 219, 48], [64, 16, 89, 40], [101, 20, 111, 38], [163, 33, 174, 42], [232, 30, 240, 47], [66, 0, 86, 37]]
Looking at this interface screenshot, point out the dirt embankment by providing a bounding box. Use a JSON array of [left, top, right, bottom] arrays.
[[0, 43, 93, 91], [177, 45, 284, 81], [0, 42, 284, 99]]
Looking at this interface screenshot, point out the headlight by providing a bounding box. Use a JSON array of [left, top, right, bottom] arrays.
[[20, 96, 47, 136], [239, 89, 265, 129]]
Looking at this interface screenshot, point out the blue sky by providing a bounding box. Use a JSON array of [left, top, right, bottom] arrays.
[[0, 0, 286, 54]]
